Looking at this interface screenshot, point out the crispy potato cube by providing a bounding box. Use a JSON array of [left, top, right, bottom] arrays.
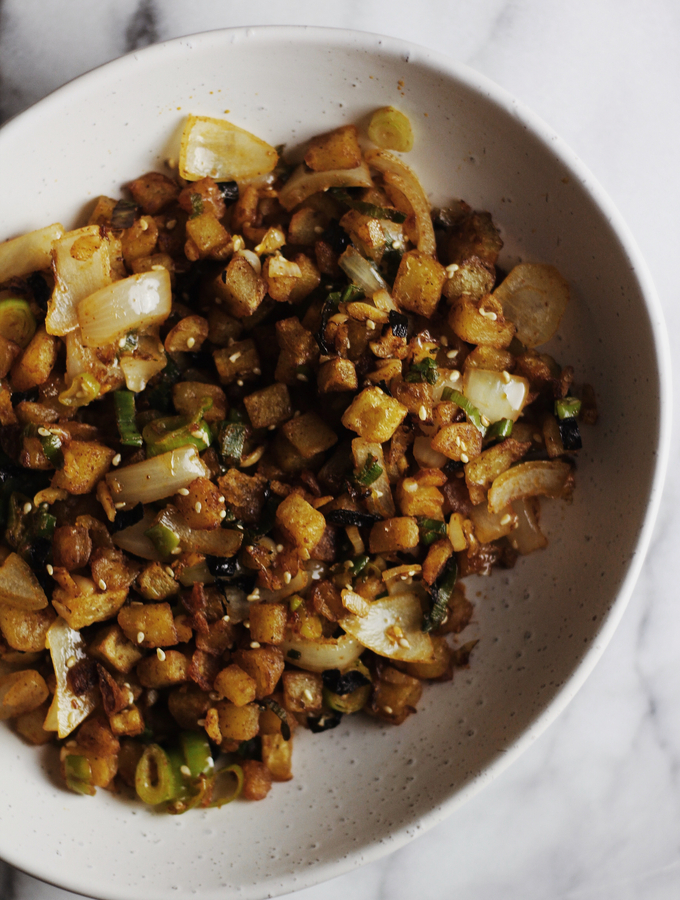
[[282, 412, 338, 459], [208, 306, 242, 346], [422, 538, 454, 585], [274, 316, 320, 385], [0, 336, 20, 379], [51, 440, 116, 495], [216, 700, 260, 742], [108, 704, 145, 737], [52, 524, 92, 571], [128, 171, 180, 214], [340, 209, 385, 261], [167, 684, 211, 730], [0, 604, 56, 652], [214, 255, 267, 318], [217, 468, 267, 525], [249, 603, 287, 645], [10, 326, 58, 392], [464, 438, 531, 505], [282, 670, 323, 714], [263, 254, 301, 303], [397, 475, 445, 519], [431, 423, 483, 462], [0, 670, 49, 720], [448, 294, 515, 348], [232, 647, 285, 699], [341, 386, 408, 442], [121, 215, 158, 264], [288, 253, 322, 304], [403, 635, 454, 681], [185, 211, 230, 258], [13, 702, 54, 745], [214, 664, 257, 707], [195, 617, 235, 656], [276, 493, 326, 555], [174, 476, 226, 529], [463, 345, 515, 372], [118, 602, 178, 648], [164, 315, 209, 354], [213, 338, 261, 385], [442, 257, 495, 302], [178, 176, 227, 219], [391, 379, 433, 419], [52, 580, 128, 630], [446, 209, 503, 267], [172, 381, 227, 424], [392, 250, 446, 317], [287, 207, 328, 245], [136, 562, 180, 601], [137, 649, 190, 688], [261, 733, 293, 781], [368, 665, 422, 725], [317, 357, 358, 393], [369, 517, 419, 554], [243, 382, 292, 430], [88, 623, 144, 674], [242, 759, 273, 800], [305, 125, 362, 172], [87, 195, 117, 227]]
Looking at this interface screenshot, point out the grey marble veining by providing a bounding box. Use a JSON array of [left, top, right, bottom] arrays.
[[0, 2, 678, 899]]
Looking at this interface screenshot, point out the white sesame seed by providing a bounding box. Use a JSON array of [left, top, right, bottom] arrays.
[[229, 351, 241, 363], [236, 379, 244, 387], [209, 691, 220, 701], [112, 453, 122, 466], [404, 480, 418, 493], [303, 688, 314, 702], [445, 263, 459, 277], [253, 368, 261, 375], [418, 405, 427, 421], [236, 524, 244, 530], [398, 638, 411, 649], [250, 641, 261, 649], [481, 416, 490, 427], [194, 501, 202, 514], [180, 765, 191, 778], [156, 648, 166, 661], [268, 424, 276, 431], [66, 740, 77, 748], [186, 337, 196, 349], [243, 621, 250, 629], [446, 349, 458, 359], [460, 453, 469, 463], [440, 335, 449, 346], [171, 547, 182, 555], [374, 489, 384, 498], [137, 632, 145, 643], [222, 615, 230, 622], [460, 442, 467, 452], [22, 502, 32, 515], [450, 370, 461, 381], [114, 501, 126, 509], [46, 564, 54, 576], [178, 487, 190, 496], [219, 510, 227, 519], [283, 572, 292, 584], [500, 514, 512, 526], [166, 219, 177, 230], [165, 567, 174, 578], [454, 436, 461, 447], [98, 579, 107, 591], [118, 337, 127, 348], [501, 370, 511, 383], [296, 373, 308, 382], [383, 706, 393, 715], [276, 544, 284, 553], [38, 427, 50, 437], [366, 320, 376, 331], [140, 219, 149, 232], [66, 656, 76, 668]]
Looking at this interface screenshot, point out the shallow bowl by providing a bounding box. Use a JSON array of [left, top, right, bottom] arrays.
[[0, 25, 670, 900]]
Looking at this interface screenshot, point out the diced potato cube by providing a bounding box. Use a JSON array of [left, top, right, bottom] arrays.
[[51, 440, 116, 495], [117, 602, 178, 648], [275, 493, 326, 555], [164, 315, 209, 354], [340, 209, 385, 261], [121, 215, 158, 264], [442, 258, 495, 302], [0, 604, 56, 652], [392, 250, 446, 317], [403, 635, 454, 681], [216, 700, 260, 742], [263, 254, 301, 303], [464, 438, 531, 505], [368, 665, 422, 725], [369, 517, 419, 554], [214, 255, 267, 317], [52, 524, 92, 571], [243, 382, 292, 430], [174, 476, 226, 529], [274, 317, 320, 385], [431, 423, 483, 462], [232, 647, 285, 699], [317, 357, 358, 393], [261, 733, 293, 781], [0, 670, 49, 720], [282, 412, 338, 459], [397, 476, 445, 519], [288, 254, 322, 304], [136, 562, 180, 601], [208, 306, 242, 347], [108, 704, 145, 737], [304, 125, 362, 172], [88, 623, 144, 674], [13, 703, 54, 745], [136, 649, 190, 688], [448, 294, 515, 348], [52, 581, 128, 630], [341, 386, 408, 442], [10, 327, 58, 392], [213, 339, 260, 385], [185, 211, 230, 258], [421, 538, 454, 586], [214, 664, 257, 707], [242, 759, 273, 800], [128, 172, 180, 214], [217, 468, 268, 525], [172, 381, 227, 424], [463, 345, 515, 372], [282, 670, 323, 714], [249, 603, 287, 645]]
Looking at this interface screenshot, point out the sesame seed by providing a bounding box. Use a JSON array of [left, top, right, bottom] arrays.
[[236, 524, 244, 530], [283, 572, 292, 584], [180, 765, 191, 778], [147, 689, 158, 705], [454, 436, 461, 447], [186, 337, 196, 349], [418, 405, 427, 421], [98, 579, 107, 591], [112, 453, 122, 466], [296, 373, 308, 382], [46, 564, 54, 576], [222, 615, 230, 622], [229, 351, 241, 363], [276, 544, 284, 553], [123, 683, 131, 689], [171, 547, 182, 555], [383, 706, 393, 715], [440, 335, 449, 346], [500, 514, 512, 526], [66, 740, 77, 748], [450, 370, 461, 381], [460, 453, 469, 464], [114, 501, 126, 509], [481, 416, 490, 427], [209, 692, 219, 701], [137, 632, 145, 643], [164, 567, 174, 578], [178, 488, 190, 496], [236, 379, 244, 387], [166, 219, 177, 230], [366, 320, 376, 331], [398, 638, 411, 649], [243, 621, 250, 629], [118, 337, 127, 348], [460, 441, 467, 452], [156, 648, 166, 661], [446, 349, 458, 359], [250, 641, 261, 649], [303, 688, 314, 702], [404, 480, 418, 493], [22, 502, 32, 515], [393, 625, 404, 638], [268, 424, 276, 431], [140, 219, 149, 232], [66, 656, 76, 668], [219, 510, 227, 519], [374, 490, 384, 498], [194, 501, 202, 513], [501, 370, 511, 383], [253, 368, 261, 375], [38, 427, 50, 437]]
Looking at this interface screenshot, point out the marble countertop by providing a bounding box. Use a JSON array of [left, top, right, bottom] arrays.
[[1, 2, 678, 899]]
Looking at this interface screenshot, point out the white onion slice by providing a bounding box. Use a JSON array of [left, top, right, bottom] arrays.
[[0, 223, 63, 283], [105, 446, 210, 505], [507, 498, 548, 554], [487, 460, 573, 514], [278, 160, 373, 211], [338, 245, 388, 295], [413, 435, 447, 469], [113, 511, 164, 561], [44, 617, 97, 738], [493, 263, 569, 348], [462, 368, 529, 423], [0, 553, 48, 610], [78, 269, 171, 347], [340, 593, 435, 663], [180, 114, 278, 182], [155, 506, 243, 558], [280, 632, 363, 673]]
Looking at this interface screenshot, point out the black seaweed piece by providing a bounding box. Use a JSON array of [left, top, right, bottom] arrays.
[[25, 537, 53, 595], [325, 509, 381, 528], [259, 698, 291, 740], [10, 388, 39, 405], [185, 350, 215, 370], [236, 737, 261, 759], [216, 181, 239, 203], [321, 220, 350, 255], [422, 556, 458, 634], [26, 272, 50, 311], [307, 712, 343, 733], [388, 310, 408, 339], [111, 199, 139, 229], [443, 459, 464, 475], [558, 418, 582, 451], [322, 668, 370, 696], [205, 555, 238, 579], [109, 502, 145, 534], [217, 573, 257, 595]]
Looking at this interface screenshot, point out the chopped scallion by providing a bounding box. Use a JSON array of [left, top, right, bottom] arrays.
[[114, 390, 144, 447], [405, 356, 438, 385], [58, 373, 100, 408], [330, 188, 407, 223], [422, 557, 457, 633], [417, 517, 448, 546], [485, 418, 513, 440], [0, 298, 36, 348], [441, 387, 486, 434], [145, 522, 181, 557], [354, 453, 383, 486], [143, 414, 212, 458], [555, 397, 582, 419]]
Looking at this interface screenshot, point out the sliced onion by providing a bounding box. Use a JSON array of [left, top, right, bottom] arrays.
[[462, 368, 529, 423], [0, 553, 48, 611], [44, 617, 97, 738], [487, 460, 573, 514], [351, 438, 395, 518], [278, 160, 373, 211], [365, 149, 435, 255], [338, 245, 388, 295], [0, 222, 63, 283], [65, 328, 125, 393], [340, 593, 435, 663], [47, 226, 119, 336], [468, 503, 517, 543], [258, 569, 310, 603], [493, 263, 569, 348], [113, 511, 164, 561], [180, 114, 278, 182], [105, 446, 210, 505], [413, 435, 447, 469], [77, 269, 172, 347], [280, 632, 363, 673], [507, 498, 548, 554], [433, 368, 463, 402], [221, 586, 249, 624], [155, 506, 243, 557]]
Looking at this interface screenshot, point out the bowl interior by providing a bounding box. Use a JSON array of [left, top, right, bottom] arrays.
[[0, 26, 668, 900]]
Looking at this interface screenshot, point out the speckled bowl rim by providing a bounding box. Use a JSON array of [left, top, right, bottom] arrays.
[[0, 24, 671, 900]]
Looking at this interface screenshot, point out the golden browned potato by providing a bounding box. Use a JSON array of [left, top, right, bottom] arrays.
[[10, 327, 58, 392], [214, 255, 267, 317], [341, 386, 408, 442], [117, 602, 179, 649], [392, 250, 446, 316], [275, 493, 326, 556], [304, 125, 362, 172], [128, 171, 180, 214], [213, 664, 257, 707]]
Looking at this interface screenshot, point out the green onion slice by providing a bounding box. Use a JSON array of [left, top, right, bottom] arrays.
[[555, 397, 582, 420], [354, 453, 383, 486], [259, 697, 291, 740], [485, 418, 513, 440], [417, 517, 447, 547], [441, 387, 486, 434], [422, 557, 458, 633], [207, 764, 244, 808], [330, 188, 407, 223], [135, 743, 183, 806], [145, 522, 181, 558], [405, 356, 438, 385], [0, 298, 36, 348], [58, 373, 100, 408], [180, 732, 214, 779], [64, 754, 96, 796], [143, 414, 212, 458], [114, 390, 144, 447]]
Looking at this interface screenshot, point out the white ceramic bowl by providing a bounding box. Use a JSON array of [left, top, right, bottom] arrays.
[[0, 26, 670, 900]]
